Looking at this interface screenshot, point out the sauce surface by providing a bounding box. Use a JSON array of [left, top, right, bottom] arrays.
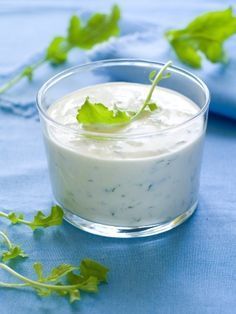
[[47, 83, 202, 159], [49, 82, 199, 130]]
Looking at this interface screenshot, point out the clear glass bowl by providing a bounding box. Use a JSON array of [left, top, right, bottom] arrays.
[[36, 59, 210, 238]]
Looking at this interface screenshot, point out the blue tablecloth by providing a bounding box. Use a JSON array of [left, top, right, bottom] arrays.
[[0, 1, 236, 313]]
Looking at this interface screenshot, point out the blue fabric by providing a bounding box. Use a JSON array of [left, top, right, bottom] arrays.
[[1, 0, 236, 119], [0, 1, 236, 313]]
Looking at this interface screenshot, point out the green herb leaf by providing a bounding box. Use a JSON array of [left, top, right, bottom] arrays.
[[67, 5, 120, 49], [35, 287, 53, 297], [2, 246, 27, 263], [67, 15, 81, 46], [27, 205, 64, 230], [34, 263, 44, 281], [0, 6, 121, 94], [67, 273, 99, 293], [76, 61, 172, 128], [7, 212, 25, 224], [0, 231, 27, 263], [46, 264, 78, 282], [34, 262, 78, 283], [80, 258, 109, 283], [149, 70, 157, 81], [165, 7, 236, 68], [0, 205, 64, 230], [77, 97, 132, 127], [147, 102, 158, 111], [22, 66, 34, 81], [69, 289, 81, 302], [0, 258, 109, 304], [46, 36, 69, 65], [168, 39, 201, 68]]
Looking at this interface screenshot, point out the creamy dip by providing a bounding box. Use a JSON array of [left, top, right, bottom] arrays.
[[44, 82, 204, 227]]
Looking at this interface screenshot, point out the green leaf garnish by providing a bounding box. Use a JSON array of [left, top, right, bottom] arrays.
[[80, 258, 109, 283], [0, 6, 121, 94], [34, 263, 78, 283], [46, 37, 69, 65], [27, 205, 64, 230], [148, 102, 158, 111], [0, 258, 109, 303], [148, 70, 157, 81], [67, 5, 120, 49], [0, 232, 27, 263], [165, 7, 236, 68], [7, 212, 24, 224], [34, 262, 44, 281], [2, 246, 27, 263], [133, 61, 171, 119], [67, 273, 99, 293], [76, 61, 172, 128], [76, 97, 133, 127], [0, 205, 64, 230], [22, 66, 34, 81]]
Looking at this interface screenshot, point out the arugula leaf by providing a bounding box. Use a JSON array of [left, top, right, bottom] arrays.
[[67, 15, 81, 46], [46, 37, 69, 65], [168, 39, 201, 68], [67, 272, 99, 292], [77, 97, 132, 127], [147, 102, 158, 111], [80, 259, 109, 283], [0, 6, 121, 94], [0, 205, 64, 230], [0, 232, 27, 263], [47, 5, 120, 64], [34, 263, 44, 281], [69, 289, 81, 303], [2, 246, 27, 263], [76, 61, 171, 128], [67, 5, 120, 49], [46, 264, 78, 282], [0, 258, 109, 303], [165, 7, 236, 68], [22, 66, 34, 81], [34, 263, 78, 282], [35, 286, 53, 297], [27, 205, 64, 230], [148, 70, 157, 81], [7, 212, 24, 224]]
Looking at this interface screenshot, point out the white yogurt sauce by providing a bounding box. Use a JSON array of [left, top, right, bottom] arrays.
[[44, 82, 205, 227]]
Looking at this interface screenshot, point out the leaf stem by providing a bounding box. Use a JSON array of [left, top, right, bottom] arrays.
[[0, 263, 93, 292], [0, 281, 27, 288], [0, 211, 9, 219], [0, 232, 12, 249], [0, 211, 31, 227], [133, 60, 172, 119], [0, 58, 46, 94]]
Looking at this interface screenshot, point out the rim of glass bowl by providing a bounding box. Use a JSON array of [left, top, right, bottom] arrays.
[[36, 59, 210, 140]]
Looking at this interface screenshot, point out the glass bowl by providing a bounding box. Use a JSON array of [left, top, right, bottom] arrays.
[[36, 59, 210, 238]]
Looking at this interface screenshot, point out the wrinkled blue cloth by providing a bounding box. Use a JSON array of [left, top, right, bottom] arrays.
[[0, 1, 236, 314], [1, 0, 236, 119]]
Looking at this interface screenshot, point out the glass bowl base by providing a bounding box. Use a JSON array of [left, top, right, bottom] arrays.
[[63, 202, 197, 238]]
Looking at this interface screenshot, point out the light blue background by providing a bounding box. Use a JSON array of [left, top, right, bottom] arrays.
[[0, 1, 236, 313]]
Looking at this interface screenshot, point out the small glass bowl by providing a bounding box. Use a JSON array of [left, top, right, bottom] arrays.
[[36, 59, 210, 238]]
